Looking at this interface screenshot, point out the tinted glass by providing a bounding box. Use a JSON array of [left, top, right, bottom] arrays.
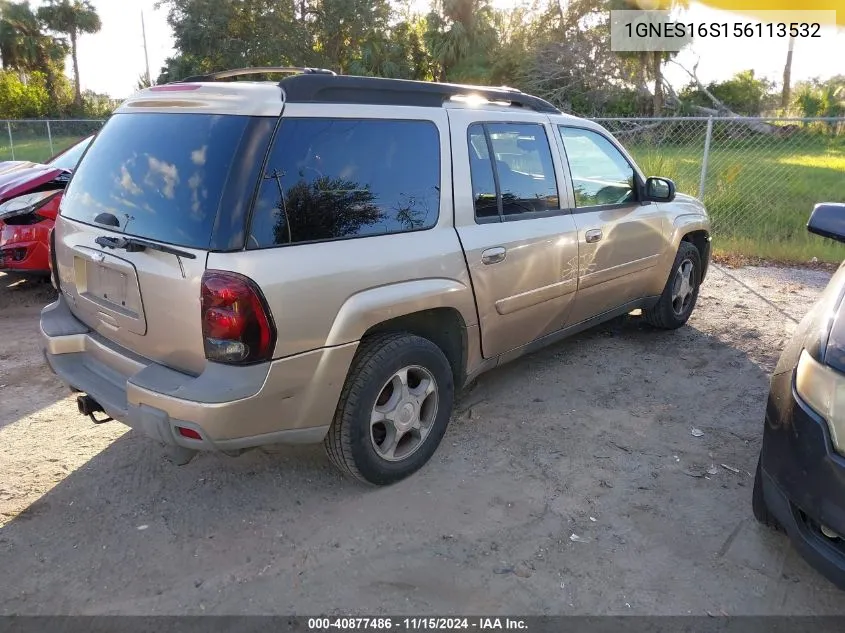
[[468, 124, 498, 219], [248, 118, 440, 248], [61, 113, 251, 248], [48, 135, 93, 171], [486, 123, 559, 216], [559, 127, 636, 208]]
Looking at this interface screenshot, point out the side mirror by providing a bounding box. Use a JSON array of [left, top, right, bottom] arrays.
[[808, 203, 845, 243], [643, 177, 675, 202]]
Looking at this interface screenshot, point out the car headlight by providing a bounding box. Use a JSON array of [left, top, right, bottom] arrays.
[[796, 349, 845, 452], [0, 190, 61, 222]]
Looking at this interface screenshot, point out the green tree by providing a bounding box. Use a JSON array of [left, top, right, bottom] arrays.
[[611, 0, 690, 115], [155, 0, 315, 82], [348, 16, 433, 80], [681, 70, 776, 116], [308, 0, 391, 73], [0, 67, 49, 117], [424, 0, 496, 82], [793, 76, 845, 119], [0, 1, 68, 109], [517, 0, 649, 116], [37, 0, 101, 108]]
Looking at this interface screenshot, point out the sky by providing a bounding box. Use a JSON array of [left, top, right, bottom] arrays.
[[39, 0, 845, 99]]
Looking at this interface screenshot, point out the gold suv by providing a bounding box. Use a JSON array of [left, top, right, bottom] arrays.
[[41, 68, 711, 484]]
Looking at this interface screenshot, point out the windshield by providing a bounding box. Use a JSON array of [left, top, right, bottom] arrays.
[[47, 135, 93, 171], [60, 113, 251, 249]]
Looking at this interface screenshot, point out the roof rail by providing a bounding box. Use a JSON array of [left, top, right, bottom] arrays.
[[177, 66, 337, 83], [277, 75, 560, 113]]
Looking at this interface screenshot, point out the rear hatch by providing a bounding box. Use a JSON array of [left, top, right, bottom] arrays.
[[54, 86, 279, 375]]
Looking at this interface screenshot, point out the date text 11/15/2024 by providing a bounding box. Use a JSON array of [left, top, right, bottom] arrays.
[[307, 618, 529, 630], [624, 20, 822, 39]]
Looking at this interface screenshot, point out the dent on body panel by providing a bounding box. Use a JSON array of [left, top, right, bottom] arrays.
[[576, 207, 666, 291], [635, 211, 709, 296]]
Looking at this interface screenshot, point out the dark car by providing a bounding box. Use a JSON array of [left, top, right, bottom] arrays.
[[0, 135, 93, 276], [754, 202, 845, 589]]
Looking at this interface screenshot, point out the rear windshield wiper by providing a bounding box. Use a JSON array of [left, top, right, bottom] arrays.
[[95, 235, 197, 260]]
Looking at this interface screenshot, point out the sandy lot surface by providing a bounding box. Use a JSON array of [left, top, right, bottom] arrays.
[[0, 264, 842, 615]]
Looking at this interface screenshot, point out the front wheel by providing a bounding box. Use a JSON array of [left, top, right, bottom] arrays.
[[645, 241, 702, 329], [324, 332, 454, 485]]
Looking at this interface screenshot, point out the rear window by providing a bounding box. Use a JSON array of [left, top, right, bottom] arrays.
[[61, 113, 251, 249]]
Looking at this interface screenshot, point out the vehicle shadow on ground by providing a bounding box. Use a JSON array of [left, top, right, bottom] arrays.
[[1, 311, 843, 615]]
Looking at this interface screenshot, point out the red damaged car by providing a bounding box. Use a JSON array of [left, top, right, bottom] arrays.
[[0, 135, 93, 276]]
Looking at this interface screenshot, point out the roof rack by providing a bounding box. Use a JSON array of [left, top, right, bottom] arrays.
[[277, 74, 560, 113], [177, 66, 337, 82], [173, 67, 560, 114]]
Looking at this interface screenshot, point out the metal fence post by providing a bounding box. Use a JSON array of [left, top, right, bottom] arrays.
[[6, 121, 14, 160], [698, 116, 713, 201], [46, 120, 54, 156]]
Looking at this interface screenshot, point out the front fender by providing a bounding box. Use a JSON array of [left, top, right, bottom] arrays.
[[647, 213, 711, 296], [324, 277, 478, 347], [669, 214, 710, 249]]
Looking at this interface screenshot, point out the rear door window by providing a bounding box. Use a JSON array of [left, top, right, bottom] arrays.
[[60, 113, 252, 249], [467, 122, 560, 222], [247, 118, 440, 248]]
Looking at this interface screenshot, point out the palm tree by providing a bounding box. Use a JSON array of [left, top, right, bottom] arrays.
[[0, 0, 67, 102], [1, 1, 51, 71], [37, 0, 101, 108], [612, 0, 689, 115], [780, 35, 795, 110], [426, 0, 495, 81]]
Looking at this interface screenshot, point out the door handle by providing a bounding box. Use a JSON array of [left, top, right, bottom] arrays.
[[585, 229, 603, 244], [481, 246, 507, 265]]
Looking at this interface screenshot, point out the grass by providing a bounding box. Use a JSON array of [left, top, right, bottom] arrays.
[[0, 136, 83, 163], [629, 134, 845, 264]]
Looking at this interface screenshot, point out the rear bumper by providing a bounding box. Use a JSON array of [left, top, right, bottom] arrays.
[[0, 238, 50, 275], [760, 369, 845, 589], [41, 295, 357, 450]]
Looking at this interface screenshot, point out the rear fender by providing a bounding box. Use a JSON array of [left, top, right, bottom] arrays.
[[325, 278, 478, 348]]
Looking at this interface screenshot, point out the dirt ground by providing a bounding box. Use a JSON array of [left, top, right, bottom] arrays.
[[1, 264, 843, 615]]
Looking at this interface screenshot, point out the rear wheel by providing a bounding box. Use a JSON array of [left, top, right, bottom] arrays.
[[645, 241, 702, 329], [325, 332, 454, 485], [753, 454, 781, 530]]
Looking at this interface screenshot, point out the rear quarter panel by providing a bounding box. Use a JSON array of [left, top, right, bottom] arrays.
[[207, 103, 476, 361]]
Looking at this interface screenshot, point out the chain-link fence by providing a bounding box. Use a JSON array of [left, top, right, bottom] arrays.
[[2, 115, 844, 260], [0, 119, 106, 163], [596, 116, 845, 260]]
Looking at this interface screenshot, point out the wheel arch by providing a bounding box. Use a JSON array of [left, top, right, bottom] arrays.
[[681, 228, 711, 282], [325, 279, 477, 387], [665, 214, 710, 280]]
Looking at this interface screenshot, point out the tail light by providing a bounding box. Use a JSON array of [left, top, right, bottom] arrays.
[[200, 270, 276, 365], [0, 190, 61, 225]]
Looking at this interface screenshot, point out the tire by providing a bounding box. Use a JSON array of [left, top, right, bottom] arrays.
[[752, 454, 781, 530], [645, 241, 702, 329], [324, 332, 455, 485]]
